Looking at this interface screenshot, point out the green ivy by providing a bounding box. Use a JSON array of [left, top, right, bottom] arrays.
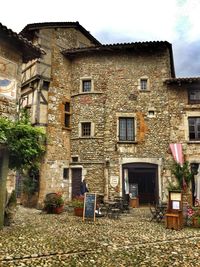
[[171, 161, 194, 189], [0, 115, 46, 171]]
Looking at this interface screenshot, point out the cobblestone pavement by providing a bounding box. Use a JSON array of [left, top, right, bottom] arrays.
[[0, 206, 200, 266]]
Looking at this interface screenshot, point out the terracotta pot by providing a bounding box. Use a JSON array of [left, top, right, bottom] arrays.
[[53, 206, 64, 214], [193, 217, 200, 228], [74, 207, 83, 217]]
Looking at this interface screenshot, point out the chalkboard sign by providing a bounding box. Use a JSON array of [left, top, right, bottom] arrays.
[[83, 193, 96, 222], [129, 184, 138, 199]]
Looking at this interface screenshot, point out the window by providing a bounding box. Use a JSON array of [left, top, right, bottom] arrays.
[[148, 110, 155, 118], [119, 117, 135, 141], [43, 81, 50, 90], [140, 79, 148, 90], [188, 88, 200, 104], [82, 80, 91, 92], [81, 122, 91, 137], [188, 117, 200, 141], [63, 102, 70, 128], [63, 168, 69, 180], [72, 156, 79, 162]]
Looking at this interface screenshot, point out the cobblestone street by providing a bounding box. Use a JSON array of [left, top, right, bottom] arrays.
[[1, 206, 200, 266]]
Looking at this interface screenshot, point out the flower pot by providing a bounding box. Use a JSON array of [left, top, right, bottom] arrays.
[[53, 206, 64, 214], [74, 207, 83, 217], [193, 217, 200, 228]]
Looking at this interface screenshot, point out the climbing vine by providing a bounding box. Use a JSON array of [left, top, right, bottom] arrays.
[[0, 113, 46, 171]]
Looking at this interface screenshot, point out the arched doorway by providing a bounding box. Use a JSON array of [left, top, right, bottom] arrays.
[[122, 163, 158, 204]]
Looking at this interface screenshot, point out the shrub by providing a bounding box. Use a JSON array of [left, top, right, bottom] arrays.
[[44, 192, 64, 213]]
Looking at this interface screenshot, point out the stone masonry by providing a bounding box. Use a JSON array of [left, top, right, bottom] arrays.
[[19, 22, 200, 205]]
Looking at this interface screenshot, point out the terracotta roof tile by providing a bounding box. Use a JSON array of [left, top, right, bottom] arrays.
[[165, 77, 200, 85], [20, 21, 101, 45], [0, 22, 44, 62]]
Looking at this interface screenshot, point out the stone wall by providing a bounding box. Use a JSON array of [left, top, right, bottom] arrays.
[[37, 27, 98, 203], [0, 38, 22, 193], [168, 83, 200, 171], [69, 49, 173, 199]]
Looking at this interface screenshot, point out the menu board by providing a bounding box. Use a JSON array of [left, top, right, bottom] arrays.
[[129, 184, 138, 198], [83, 193, 96, 222]]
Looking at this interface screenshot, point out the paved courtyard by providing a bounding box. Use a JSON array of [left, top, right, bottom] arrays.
[[0, 206, 200, 266]]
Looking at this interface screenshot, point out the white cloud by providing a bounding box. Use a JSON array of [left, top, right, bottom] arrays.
[[1, 0, 200, 76]]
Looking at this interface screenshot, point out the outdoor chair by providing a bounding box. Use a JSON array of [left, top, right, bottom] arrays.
[[149, 203, 166, 223], [149, 205, 158, 222]]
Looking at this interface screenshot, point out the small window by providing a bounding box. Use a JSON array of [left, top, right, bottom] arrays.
[[119, 117, 135, 141], [63, 102, 70, 128], [148, 110, 155, 118], [82, 80, 91, 92], [188, 117, 200, 141], [188, 88, 200, 104], [72, 156, 79, 162], [140, 79, 148, 90], [63, 168, 69, 180], [81, 122, 91, 137], [43, 81, 50, 90]]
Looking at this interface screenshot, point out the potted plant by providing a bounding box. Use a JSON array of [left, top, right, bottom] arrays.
[[171, 161, 193, 191], [44, 192, 64, 214], [71, 195, 84, 216]]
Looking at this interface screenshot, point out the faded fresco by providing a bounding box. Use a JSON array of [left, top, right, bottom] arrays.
[[0, 56, 17, 98]]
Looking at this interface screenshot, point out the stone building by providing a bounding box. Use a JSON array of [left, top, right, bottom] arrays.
[[0, 22, 42, 227], [19, 22, 200, 205]]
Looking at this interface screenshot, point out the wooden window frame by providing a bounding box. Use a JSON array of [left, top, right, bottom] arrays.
[[62, 101, 71, 129]]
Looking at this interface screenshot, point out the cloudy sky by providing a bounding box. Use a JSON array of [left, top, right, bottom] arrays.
[[1, 0, 200, 77]]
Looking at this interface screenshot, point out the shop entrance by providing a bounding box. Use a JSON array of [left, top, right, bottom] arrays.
[[123, 163, 158, 204]]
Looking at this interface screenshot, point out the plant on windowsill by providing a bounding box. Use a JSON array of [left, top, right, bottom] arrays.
[[71, 195, 84, 216], [44, 192, 64, 214]]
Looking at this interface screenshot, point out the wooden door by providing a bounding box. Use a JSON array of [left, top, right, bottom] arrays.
[[71, 168, 82, 198]]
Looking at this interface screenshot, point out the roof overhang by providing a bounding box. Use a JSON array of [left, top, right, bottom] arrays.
[[62, 41, 175, 78], [20, 21, 101, 46], [0, 23, 44, 62], [165, 77, 200, 86]]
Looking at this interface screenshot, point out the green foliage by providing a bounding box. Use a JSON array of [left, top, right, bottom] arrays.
[[0, 115, 46, 170], [171, 161, 193, 189], [71, 195, 84, 208], [0, 118, 11, 143], [167, 180, 181, 191], [44, 193, 64, 212], [22, 164, 39, 196]]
